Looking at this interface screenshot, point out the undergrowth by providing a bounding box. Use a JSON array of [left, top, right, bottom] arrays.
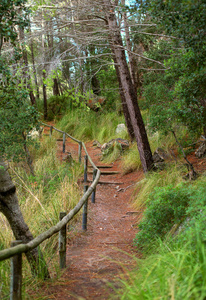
[[114, 172, 206, 299], [0, 136, 83, 299], [57, 109, 129, 143]]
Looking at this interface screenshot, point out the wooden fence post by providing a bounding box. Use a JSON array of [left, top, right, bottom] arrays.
[[50, 126, 53, 137], [10, 240, 22, 300], [78, 142, 82, 163], [84, 155, 88, 183], [91, 169, 97, 203], [82, 185, 89, 230], [63, 133, 66, 153], [59, 212, 67, 269]]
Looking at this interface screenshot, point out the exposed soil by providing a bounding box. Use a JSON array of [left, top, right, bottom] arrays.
[[32, 133, 143, 300], [30, 128, 206, 300]]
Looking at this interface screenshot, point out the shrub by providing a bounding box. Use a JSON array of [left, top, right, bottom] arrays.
[[47, 95, 72, 120], [134, 184, 192, 251]]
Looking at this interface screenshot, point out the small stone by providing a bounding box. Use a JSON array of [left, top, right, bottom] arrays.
[[115, 123, 127, 134]]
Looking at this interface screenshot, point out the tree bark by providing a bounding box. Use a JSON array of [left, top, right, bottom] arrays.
[[0, 159, 50, 279], [104, 1, 154, 172], [19, 26, 36, 106], [53, 78, 60, 96], [29, 29, 40, 100], [43, 70, 48, 120], [122, 0, 138, 95], [111, 48, 135, 140]]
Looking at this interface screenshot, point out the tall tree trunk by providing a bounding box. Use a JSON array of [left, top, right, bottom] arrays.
[[0, 159, 50, 279], [42, 11, 47, 120], [104, 1, 154, 172], [29, 28, 40, 100], [122, 0, 138, 95], [111, 48, 135, 140], [19, 26, 36, 106], [53, 78, 60, 96], [43, 70, 48, 119]]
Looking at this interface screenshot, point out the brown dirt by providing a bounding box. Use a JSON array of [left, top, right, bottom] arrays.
[[31, 128, 206, 300], [32, 134, 143, 300]]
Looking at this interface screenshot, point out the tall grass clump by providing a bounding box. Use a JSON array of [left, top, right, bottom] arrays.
[[114, 176, 206, 300], [0, 136, 83, 298], [116, 232, 206, 300], [131, 164, 184, 209], [57, 109, 127, 143]]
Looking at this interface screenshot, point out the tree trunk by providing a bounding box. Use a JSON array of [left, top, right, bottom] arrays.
[[0, 159, 50, 279], [43, 70, 48, 120], [53, 78, 60, 96], [122, 0, 138, 95], [30, 29, 40, 100], [111, 48, 135, 140], [19, 26, 36, 106], [104, 1, 154, 172]]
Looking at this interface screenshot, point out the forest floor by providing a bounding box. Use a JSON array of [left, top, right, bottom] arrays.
[[30, 126, 206, 300], [31, 130, 143, 299]]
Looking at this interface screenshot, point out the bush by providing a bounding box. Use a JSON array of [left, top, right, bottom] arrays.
[[47, 95, 72, 120], [134, 184, 192, 251]]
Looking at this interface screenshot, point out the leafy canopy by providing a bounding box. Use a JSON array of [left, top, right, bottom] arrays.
[[0, 0, 39, 161]]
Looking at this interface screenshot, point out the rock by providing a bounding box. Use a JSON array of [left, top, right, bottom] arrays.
[[86, 96, 106, 111], [27, 127, 44, 139], [115, 123, 127, 134], [154, 162, 166, 170], [101, 138, 129, 154], [63, 152, 73, 163], [93, 140, 101, 148], [195, 142, 206, 158], [153, 148, 169, 163]]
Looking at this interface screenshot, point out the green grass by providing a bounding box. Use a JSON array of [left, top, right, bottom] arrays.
[[0, 136, 83, 299], [115, 228, 206, 300], [113, 172, 206, 300], [57, 109, 128, 143]]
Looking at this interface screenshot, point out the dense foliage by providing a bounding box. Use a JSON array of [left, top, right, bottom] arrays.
[[0, 0, 39, 161], [137, 0, 206, 136]]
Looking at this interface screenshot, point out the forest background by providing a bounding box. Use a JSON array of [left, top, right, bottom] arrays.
[[0, 0, 206, 299]]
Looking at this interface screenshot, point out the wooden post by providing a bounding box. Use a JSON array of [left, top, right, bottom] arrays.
[[78, 142, 82, 163], [63, 133, 66, 153], [91, 169, 97, 203], [84, 155, 88, 183], [59, 212, 67, 269], [50, 126, 53, 137], [82, 185, 89, 230], [10, 240, 22, 300]]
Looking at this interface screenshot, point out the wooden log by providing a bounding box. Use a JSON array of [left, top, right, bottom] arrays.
[[87, 180, 123, 184], [78, 142, 82, 163], [82, 185, 89, 230], [59, 212, 67, 269], [88, 171, 120, 175], [63, 133, 66, 153], [91, 169, 97, 203], [84, 155, 88, 183], [0, 169, 101, 262], [88, 165, 113, 169], [10, 240, 22, 300], [50, 126, 53, 137]]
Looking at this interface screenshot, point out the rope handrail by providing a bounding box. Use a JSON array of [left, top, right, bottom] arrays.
[[0, 123, 101, 261]]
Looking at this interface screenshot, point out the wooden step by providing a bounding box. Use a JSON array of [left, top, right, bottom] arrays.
[[88, 171, 120, 175], [88, 165, 113, 169], [87, 180, 123, 184]]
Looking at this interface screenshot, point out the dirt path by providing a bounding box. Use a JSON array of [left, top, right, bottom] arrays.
[[34, 135, 143, 299]]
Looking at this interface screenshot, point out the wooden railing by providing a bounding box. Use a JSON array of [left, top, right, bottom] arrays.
[[0, 123, 101, 299]]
